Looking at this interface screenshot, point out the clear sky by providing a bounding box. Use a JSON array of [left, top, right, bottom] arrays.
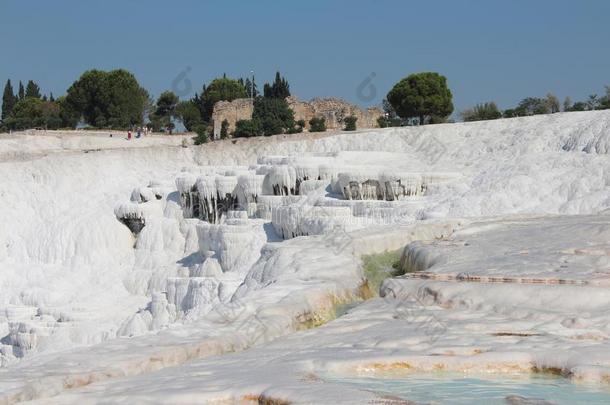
[[1, 0, 609, 114]]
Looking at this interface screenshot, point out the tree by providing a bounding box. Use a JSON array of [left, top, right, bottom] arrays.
[[2, 79, 16, 121], [192, 123, 209, 145], [220, 119, 229, 139], [175, 100, 201, 131], [251, 96, 295, 136], [461, 102, 502, 122], [545, 93, 560, 113], [344, 115, 357, 131], [563, 97, 572, 112], [64, 69, 149, 129], [18, 81, 25, 100], [199, 77, 247, 121], [386, 72, 453, 125], [244, 77, 258, 98], [600, 86, 610, 110], [3, 97, 62, 130], [513, 97, 549, 116], [587, 94, 599, 110], [377, 99, 403, 127], [233, 119, 261, 138], [56, 95, 79, 128], [263, 71, 290, 99], [309, 117, 326, 132], [25, 80, 41, 98], [502, 108, 517, 118], [568, 101, 588, 112], [152, 91, 179, 132]]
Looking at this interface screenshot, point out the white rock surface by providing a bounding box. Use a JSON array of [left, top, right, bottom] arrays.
[[0, 111, 609, 403]]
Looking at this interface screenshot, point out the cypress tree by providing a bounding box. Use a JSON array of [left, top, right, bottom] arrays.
[[263, 71, 290, 99], [18, 81, 25, 100], [2, 79, 17, 121], [49, 92, 55, 102], [25, 80, 41, 98]]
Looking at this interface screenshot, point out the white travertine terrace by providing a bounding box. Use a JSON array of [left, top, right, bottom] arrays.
[[0, 110, 609, 403]]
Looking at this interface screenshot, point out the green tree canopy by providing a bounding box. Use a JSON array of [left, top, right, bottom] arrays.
[[17, 81, 25, 100], [2, 79, 16, 121], [155, 91, 179, 117], [233, 119, 261, 138], [263, 71, 290, 99], [511, 97, 550, 116], [220, 119, 229, 139], [25, 80, 41, 98], [344, 115, 357, 131], [387, 72, 453, 125], [600, 86, 610, 110], [175, 100, 202, 131], [252, 96, 295, 136], [150, 91, 179, 132], [309, 117, 326, 132], [3, 97, 63, 130], [199, 77, 247, 121], [64, 69, 149, 129]]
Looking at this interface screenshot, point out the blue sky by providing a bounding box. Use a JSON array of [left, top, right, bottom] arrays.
[[1, 0, 609, 114]]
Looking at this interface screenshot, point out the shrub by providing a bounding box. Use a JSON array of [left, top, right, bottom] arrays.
[[233, 119, 261, 138], [461, 102, 502, 122], [192, 124, 209, 145], [344, 115, 357, 131], [377, 116, 402, 128], [309, 117, 326, 132], [513, 97, 550, 116], [220, 119, 229, 139], [286, 119, 305, 134]]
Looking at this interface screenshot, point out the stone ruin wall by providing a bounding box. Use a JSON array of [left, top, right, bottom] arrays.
[[212, 96, 383, 137], [287, 96, 383, 131], [211, 98, 254, 139]]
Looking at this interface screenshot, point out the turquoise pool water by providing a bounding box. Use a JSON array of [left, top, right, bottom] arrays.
[[325, 372, 610, 404]]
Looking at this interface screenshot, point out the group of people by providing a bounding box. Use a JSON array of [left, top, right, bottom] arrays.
[[126, 126, 151, 140]]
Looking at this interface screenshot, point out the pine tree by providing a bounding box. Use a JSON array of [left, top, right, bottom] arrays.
[[49, 92, 55, 102], [25, 80, 41, 98], [18, 81, 25, 100], [2, 79, 17, 121]]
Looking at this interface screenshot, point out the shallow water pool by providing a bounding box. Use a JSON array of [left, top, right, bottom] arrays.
[[325, 372, 610, 404]]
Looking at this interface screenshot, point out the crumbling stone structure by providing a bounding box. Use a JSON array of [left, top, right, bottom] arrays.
[[212, 96, 383, 138], [211, 98, 254, 139], [287, 96, 383, 131]]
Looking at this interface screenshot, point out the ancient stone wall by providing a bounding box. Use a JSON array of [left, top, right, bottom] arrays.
[[211, 98, 253, 139], [292, 97, 383, 130], [212, 96, 383, 137]]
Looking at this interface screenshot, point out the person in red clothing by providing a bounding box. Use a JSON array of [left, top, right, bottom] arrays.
[[127, 130, 132, 140]]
